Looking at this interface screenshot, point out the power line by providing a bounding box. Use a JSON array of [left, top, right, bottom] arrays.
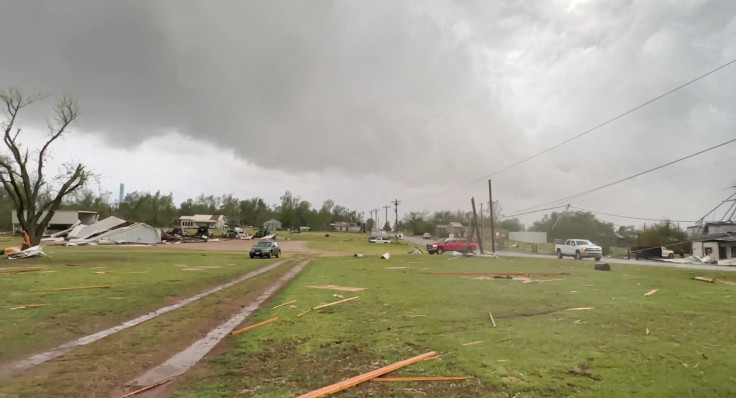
[[570, 206, 697, 223], [503, 137, 736, 217], [427, 58, 736, 198]]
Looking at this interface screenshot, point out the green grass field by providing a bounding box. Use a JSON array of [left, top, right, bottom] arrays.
[[0, 248, 276, 363], [173, 254, 736, 397]]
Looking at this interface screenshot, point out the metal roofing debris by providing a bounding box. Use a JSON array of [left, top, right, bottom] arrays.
[[67, 216, 127, 240]]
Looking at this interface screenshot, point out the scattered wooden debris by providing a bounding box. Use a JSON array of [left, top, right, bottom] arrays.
[[385, 267, 411, 270], [39, 270, 57, 274], [462, 341, 483, 346], [692, 276, 715, 283], [574, 320, 587, 325], [40, 285, 110, 292], [644, 289, 659, 296], [308, 285, 366, 292], [488, 312, 497, 328], [373, 376, 467, 382], [182, 268, 204, 271], [272, 300, 296, 309], [10, 303, 48, 310], [298, 296, 360, 317], [0, 266, 45, 275], [313, 296, 359, 310], [231, 317, 279, 336], [119, 377, 174, 398], [646, 328, 650, 335], [296, 351, 437, 398], [716, 279, 736, 286], [566, 307, 594, 311]]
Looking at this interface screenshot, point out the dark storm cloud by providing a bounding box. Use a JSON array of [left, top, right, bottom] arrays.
[[1, 0, 735, 221]]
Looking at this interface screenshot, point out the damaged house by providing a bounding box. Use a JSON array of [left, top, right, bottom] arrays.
[[11, 209, 98, 235], [687, 221, 736, 265], [55, 216, 161, 245], [178, 214, 227, 229]]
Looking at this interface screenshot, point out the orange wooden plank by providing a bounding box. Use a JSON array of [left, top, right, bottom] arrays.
[[373, 376, 467, 382], [312, 296, 359, 310], [296, 351, 437, 398], [231, 317, 279, 336]]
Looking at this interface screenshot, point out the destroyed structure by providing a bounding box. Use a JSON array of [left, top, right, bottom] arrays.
[[685, 192, 736, 265], [44, 216, 161, 245], [11, 210, 98, 235]]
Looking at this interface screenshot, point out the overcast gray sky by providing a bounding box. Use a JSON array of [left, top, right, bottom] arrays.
[[1, 0, 735, 228]]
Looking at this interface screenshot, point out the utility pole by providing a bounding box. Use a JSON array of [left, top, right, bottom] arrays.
[[373, 208, 380, 231], [383, 205, 390, 232], [391, 199, 401, 238], [471, 197, 483, 253], [488, 180, 495, 253], [480, 202, 484, 246]]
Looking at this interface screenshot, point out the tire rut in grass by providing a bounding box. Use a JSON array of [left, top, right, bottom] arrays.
[[0, 258, 303, 398]]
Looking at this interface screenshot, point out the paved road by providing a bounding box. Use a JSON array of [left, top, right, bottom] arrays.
[[402, 235, 736, 272]]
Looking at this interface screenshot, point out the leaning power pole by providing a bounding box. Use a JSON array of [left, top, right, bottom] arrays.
[[488, 180, 495, 253], [391, 199, 401, 237]]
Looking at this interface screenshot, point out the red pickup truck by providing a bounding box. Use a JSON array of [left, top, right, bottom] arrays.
[[427, 238, 478, 255]]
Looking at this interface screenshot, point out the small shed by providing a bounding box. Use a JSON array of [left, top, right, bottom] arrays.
[[264, 219, 282, 232]]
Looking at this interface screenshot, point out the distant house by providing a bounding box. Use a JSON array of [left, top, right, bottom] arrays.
[[331, 221, 361, 233], [687, 221, 736, 264], [263, 219, 282, 232], [11, 210, 98, 235], [179, 214, 227, 229], [434, 222, 465, 238]]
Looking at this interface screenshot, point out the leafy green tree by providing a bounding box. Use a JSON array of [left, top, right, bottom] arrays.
[[530, 211, 615, 251], [383, 221, 391, 233], [637, 221, 689, 253], [497, 218, 523, 232]]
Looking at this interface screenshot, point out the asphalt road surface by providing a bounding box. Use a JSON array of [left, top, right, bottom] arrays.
[[402, 235, 736, 272]]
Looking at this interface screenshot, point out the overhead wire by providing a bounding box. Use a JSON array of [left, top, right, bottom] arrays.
[[423, 57, 736, 199], [502, 137, 736, 218]]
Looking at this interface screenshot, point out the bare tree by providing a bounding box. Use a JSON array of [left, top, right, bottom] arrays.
[[0, 88, 91, 248]]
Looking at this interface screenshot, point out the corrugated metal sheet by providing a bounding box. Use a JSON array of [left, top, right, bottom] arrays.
[[67, 216, 127, 239], [98, 223, 161, 244], [12, 210, 82, 225]]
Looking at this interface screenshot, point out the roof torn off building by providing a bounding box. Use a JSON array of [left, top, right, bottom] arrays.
[[49, 216, 161, 245]]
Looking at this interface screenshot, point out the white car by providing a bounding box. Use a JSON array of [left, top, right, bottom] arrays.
[[369, 237, 391, 244]]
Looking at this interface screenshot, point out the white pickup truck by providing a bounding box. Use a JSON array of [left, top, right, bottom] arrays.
[[555, 239, 603, 261]]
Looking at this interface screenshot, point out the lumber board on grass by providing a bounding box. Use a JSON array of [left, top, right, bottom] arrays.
[[272, 300, 296, 309], [296, 351, 437, 398], [40, 285, 110, 292], [644, 289, 659, 296], [489, 312, 496, 328], [119, 378, 174, 398], [231, 317, 279, 336], [312, 296, 359, 310], [373, 376, 467, 382]]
